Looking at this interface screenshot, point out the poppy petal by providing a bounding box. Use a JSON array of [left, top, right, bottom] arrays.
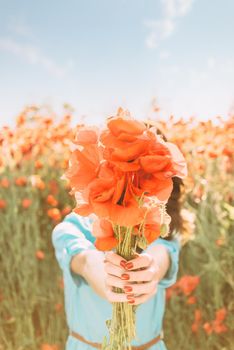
[[74, 127, 98, 145], [112, 174, 126, 204], [166, 142, 188, 178], [144, 224, 161, 244], [95, 236, 118, 251], [111, 140, 147, 161], [109, 202, 147, 226], [108, 160, 140, 172], [73, 205, 92, 216], [139, 155, 171, 173], [92, 218, 114, 238], [140, 176, 173, 201], [107, 117, 146, 137]]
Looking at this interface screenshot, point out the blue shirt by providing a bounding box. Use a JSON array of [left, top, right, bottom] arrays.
[[51, 212, 181, 350]]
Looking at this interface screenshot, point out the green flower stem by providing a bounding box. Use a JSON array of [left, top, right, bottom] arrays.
[[102, 226, 139, 350]]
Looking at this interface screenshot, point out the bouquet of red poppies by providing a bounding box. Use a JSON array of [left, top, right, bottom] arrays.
[[63, 107, 187, 349]]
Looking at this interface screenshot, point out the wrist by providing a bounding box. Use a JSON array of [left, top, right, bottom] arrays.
[[70, 250, 87, 277], [147, 245, 170, 282], [83, 250, 107, 299], [82, 249, 106, 280]]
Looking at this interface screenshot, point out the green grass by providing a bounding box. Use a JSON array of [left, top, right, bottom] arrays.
[[0, 161, 233, 350]]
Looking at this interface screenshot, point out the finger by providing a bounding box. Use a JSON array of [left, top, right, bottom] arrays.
[[104, 262, 126, 278], [105, 285, 131, 303], [105, 274, 129, 290], [124, 253, 153, 271], [105, 251, 127, 269], [122, 265, 158, 282], [123, 280, 157, 295], [127, 287, 158, 306]]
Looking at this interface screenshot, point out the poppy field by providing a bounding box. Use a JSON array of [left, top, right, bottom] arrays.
[[0, 105, 233, 350]]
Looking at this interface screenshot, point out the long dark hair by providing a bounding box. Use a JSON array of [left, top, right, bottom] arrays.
[[165, 176, 184, 240]]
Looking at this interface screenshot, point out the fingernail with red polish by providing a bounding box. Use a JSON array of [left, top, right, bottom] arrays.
[[123, 286, 133, 292], [128, 299, 135, 304], [126, 294, 135, 300], [120, 260, 126, 268], [121, 273, 130, 280], [125, 262, 133, 269]]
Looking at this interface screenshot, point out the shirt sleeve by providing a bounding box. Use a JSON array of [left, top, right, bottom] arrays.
[[144, 236, 181, 289], [51, 212, 96, 287]]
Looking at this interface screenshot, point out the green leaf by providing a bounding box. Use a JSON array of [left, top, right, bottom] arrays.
[[160, 223, 169, 237], [137, 235, 148, 250], [223, 203, 234, 220]]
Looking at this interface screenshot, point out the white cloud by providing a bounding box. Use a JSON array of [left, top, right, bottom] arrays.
[[144, 0, 195, 49], [144, 19, 174, 49], [207, 57, 216, 69], [159, 50, 171, 59], [187, 68, 208, 89], [0, 37, 74, 78], [207, 56, 234, 74], [220, 58, 234, 74], [7, 15, 33, 39], [161, 0, 194, 18]]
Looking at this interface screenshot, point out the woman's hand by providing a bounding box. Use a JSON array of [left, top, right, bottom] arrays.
[[103, 251, 160, 305]]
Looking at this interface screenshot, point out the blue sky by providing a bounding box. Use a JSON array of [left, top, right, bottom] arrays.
[[0, 0, 234, 127]]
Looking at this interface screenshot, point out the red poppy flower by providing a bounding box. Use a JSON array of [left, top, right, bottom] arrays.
[[177, 275, 200, 296], [64, 127, 103, 191], [92, 218, 119, 251], [73, 163, 147, 226], [133, 204, 162, 244]]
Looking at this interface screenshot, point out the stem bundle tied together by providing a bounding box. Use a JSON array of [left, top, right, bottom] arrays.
[[102, 227, 139, 350]]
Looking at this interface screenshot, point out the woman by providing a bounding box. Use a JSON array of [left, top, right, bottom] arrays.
[[51, 128, 184, 350]]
